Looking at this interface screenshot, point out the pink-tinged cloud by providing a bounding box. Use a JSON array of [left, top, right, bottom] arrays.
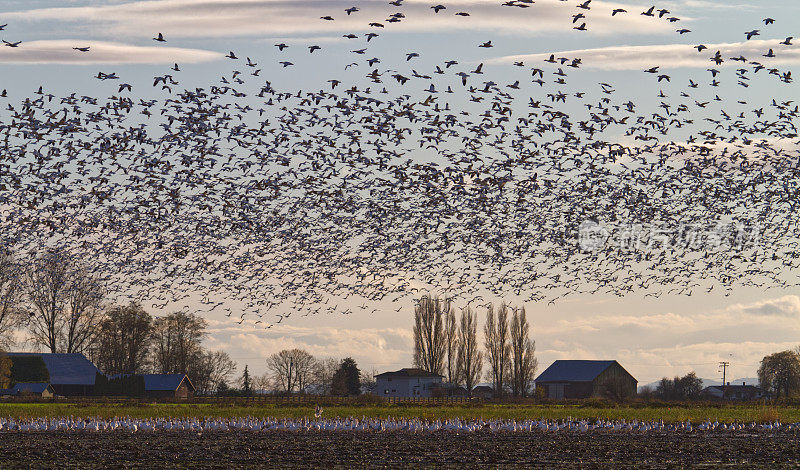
[[0, 40, 223, 64], [488, 39, 800, 69], [5, 0, 674, 39]]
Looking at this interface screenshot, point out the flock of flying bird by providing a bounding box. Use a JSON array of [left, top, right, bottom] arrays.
[[0, 1, 798, 327]]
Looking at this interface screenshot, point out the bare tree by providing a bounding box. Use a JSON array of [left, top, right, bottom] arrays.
[[360, 367, 380, 394], [151, 311, 207, 375], [484, 303, 511, 398], [0, 250, 23, 349], [457, 307, 482, 397], [266, 353, 294, 392], [312, 357, 340, 395], [95, 303, 153, 375], [0, 350, 11, 388], [293, 349, 316, 393], [197, 350, 237, 395], [413, 295, 446, 375], [254, 372, 272, 394], [444, 305, 459, 385], [25, 249, 104, 354], [510, 306, 537, 397], [266, 348, 316, 394], [64, 268, 104, 354]]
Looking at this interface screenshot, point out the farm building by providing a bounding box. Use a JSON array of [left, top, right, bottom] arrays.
[[142, 374, 195, 399], [430, 384, 468, 398], [6, 353, 101, 396], [431, 384, 468, 398], [535, 360, 637, 399], [471, 385, 494, 399], [374, 368, 443, 398], [10, 383, 55, 398], [703, 383, 762, 400]]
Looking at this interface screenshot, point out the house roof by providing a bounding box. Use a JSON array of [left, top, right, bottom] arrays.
[[141, 374, 195, 392], [7, 353, 100, 386], [536, 360, 631, 383], [12, 383, 52, 394], [375, 368, 443, 378], [704, 385, 760, 391]]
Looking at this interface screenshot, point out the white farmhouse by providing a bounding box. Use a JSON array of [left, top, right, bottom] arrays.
[[374, 368, 443, 398]]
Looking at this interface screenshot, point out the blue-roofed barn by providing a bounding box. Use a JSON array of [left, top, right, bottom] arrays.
[[535, 360, 637, 399], [7, 353, 101, 396], [12, 383, 55, 398], [141, 374, 195, 399]]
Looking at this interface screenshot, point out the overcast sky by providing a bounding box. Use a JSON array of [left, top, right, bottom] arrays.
[[2, 0, 798, 384]]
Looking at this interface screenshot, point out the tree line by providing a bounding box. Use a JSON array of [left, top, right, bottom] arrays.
[[413, 296, 537, 397], [0, 248, 239, 394], [263, 351, 367, 396], [639, 348, 800, 401]]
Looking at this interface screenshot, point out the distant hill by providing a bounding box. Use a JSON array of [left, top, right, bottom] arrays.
[[638, 377, 759, 392], [698, 377, 759, 388]]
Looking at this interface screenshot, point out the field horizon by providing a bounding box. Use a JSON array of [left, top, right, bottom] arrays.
[[0, 401, 795, 424]]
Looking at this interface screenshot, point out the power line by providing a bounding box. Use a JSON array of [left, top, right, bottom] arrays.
[[719, 361, 730, 396]]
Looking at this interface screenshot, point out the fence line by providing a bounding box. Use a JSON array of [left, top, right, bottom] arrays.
[[6, 395, 484, 405]]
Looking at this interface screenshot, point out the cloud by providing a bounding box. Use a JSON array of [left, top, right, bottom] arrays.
[[665, 0, 759, 11], [487, 39, 800, 69], [0, 40, 222, 64], [730, 295, 800, 318], [206, 322, 414, 375], [5, 0, 674, 39], [195, 294, 800, 383], [260, 36, 348, 45], [533, 295, 800, 383], [620, 340, 797, 383]]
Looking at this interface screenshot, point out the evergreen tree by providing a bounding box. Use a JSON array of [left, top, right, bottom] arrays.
[[216, 380, 230, 396], [241, 364, 252, 396], [331, 357, 361, 396]]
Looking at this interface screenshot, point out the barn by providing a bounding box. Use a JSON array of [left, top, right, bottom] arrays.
[[142, 374, 195, 399], [11, 383, 55, 398], [374, 368, 443, 398], [7, 353, 101, 396], [535, 360, 637, 399], [703, 383, 763, 400]]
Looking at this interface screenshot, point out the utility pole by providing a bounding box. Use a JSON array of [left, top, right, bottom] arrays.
[[719, 361, 730, 399]]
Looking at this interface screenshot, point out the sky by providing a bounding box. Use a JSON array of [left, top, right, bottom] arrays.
[[1, 0, 798, 385]]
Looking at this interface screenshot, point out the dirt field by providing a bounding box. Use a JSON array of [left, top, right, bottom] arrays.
[[0, 430, 798, 468]]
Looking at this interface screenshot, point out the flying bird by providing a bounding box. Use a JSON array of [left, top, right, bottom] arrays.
[[745, 30, 760, 40]]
